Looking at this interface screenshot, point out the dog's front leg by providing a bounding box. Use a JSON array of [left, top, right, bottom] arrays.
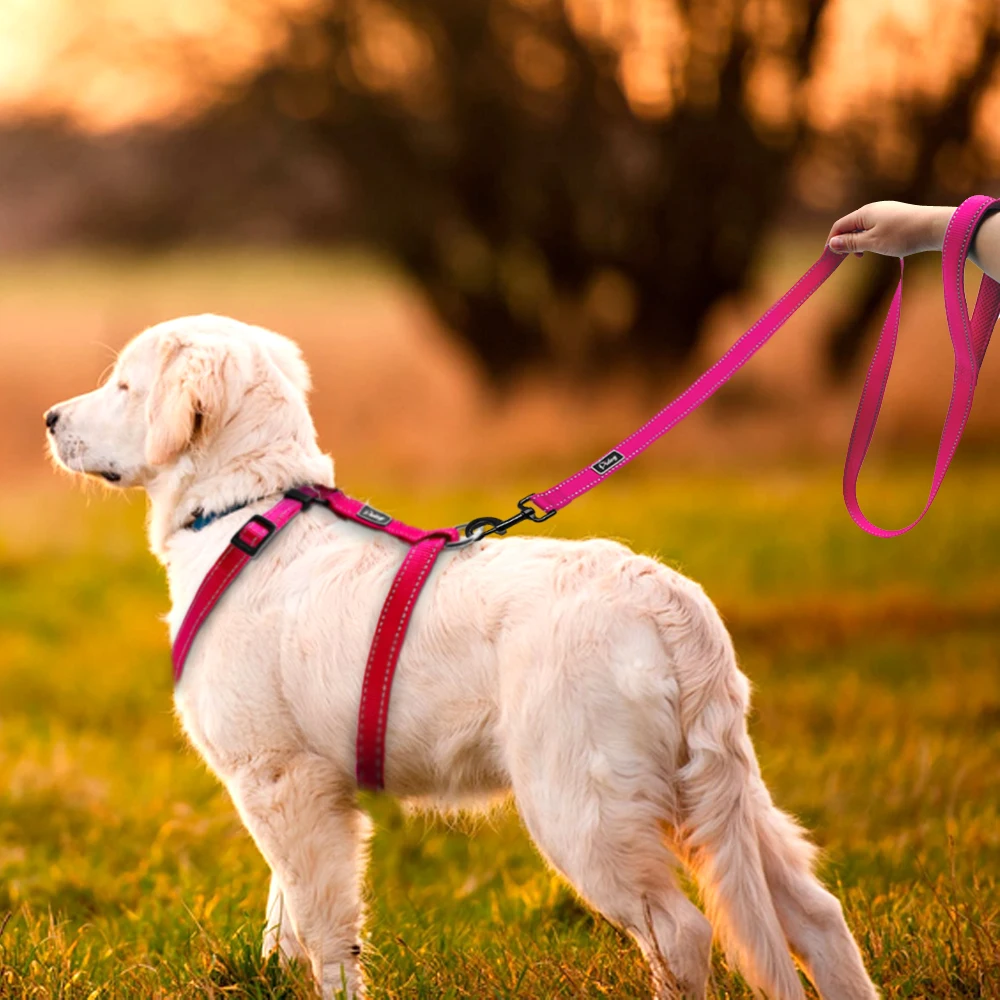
[[228, 752, 371, 999], [262, 871, 308, 965]]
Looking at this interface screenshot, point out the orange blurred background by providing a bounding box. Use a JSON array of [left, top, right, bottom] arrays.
[[1, 0, 998, 490]]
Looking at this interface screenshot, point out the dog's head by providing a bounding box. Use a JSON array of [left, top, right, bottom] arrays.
[[46, 315, 316, 490]]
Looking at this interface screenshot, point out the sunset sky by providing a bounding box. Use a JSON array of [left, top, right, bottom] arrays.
[[0, 0, 995, 136]]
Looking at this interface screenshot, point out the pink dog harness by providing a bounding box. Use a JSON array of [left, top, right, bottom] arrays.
[[173, 196, 999, 790], [172, 485, 460, 789]]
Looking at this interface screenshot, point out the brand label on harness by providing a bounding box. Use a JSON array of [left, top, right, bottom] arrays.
[[591, 450, 625, 475], [358, 504, 392, 527]]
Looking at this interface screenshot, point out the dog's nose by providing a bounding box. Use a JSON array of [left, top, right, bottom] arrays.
[[45, 409, 60, 432]]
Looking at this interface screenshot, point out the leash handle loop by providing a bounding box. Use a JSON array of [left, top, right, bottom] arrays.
[[843, 195, 1000, 536]]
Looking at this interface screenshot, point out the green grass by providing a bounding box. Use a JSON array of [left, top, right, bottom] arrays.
[[1, 465, 999, 998]]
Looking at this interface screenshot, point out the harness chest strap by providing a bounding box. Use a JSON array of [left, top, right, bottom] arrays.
[[171, 485, 459, 790]]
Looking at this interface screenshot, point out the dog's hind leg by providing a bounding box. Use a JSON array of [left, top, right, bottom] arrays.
[[753, 788, 879, 1000], [512, 769, 711, 999], [505, 629, 712, 1000], [226, 752, 371, 999]]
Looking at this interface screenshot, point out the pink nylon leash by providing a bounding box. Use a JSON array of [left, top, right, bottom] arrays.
[[528, 196, 1000, 537], [530, 247, 846, 512]]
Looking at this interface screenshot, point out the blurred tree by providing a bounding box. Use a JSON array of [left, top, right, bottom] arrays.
[[14, 0, 1000, 382], [202, 0, 832, 381]]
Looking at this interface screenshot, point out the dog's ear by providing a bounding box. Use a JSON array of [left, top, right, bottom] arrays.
[[145, 334, 232, 467]]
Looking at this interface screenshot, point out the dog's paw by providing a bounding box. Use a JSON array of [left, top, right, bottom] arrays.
[[261, 925, 308, 966], [320, 959, 365, 999]]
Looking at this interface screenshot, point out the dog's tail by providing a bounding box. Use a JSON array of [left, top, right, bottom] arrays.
[[668, 585, 805, 1000]]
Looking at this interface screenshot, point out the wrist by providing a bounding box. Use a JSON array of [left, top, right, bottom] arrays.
[[922, 206, 953, 253]]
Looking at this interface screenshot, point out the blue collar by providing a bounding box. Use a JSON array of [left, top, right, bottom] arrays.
[[187, 499, 255, 532]]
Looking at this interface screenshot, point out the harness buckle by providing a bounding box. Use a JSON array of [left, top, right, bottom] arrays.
[[284, 486, 320, 508], [231, 514, 278, 557]]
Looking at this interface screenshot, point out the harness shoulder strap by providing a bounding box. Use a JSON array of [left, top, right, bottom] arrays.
[[171, 492, 312, 682]]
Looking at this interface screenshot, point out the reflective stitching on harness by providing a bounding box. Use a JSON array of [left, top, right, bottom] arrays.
[[357, 545, 410, 782], [371, 540, 440, 787], [173, 497, 308, 676], [173, 554, 248, 676]]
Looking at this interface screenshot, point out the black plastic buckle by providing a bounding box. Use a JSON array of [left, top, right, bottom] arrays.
[[231, 514, 278, 557], [284, 486, 320, 508], [457, 495, 557, 544]]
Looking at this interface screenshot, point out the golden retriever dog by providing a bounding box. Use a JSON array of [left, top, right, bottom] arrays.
[[46, 315, 878, 1000]]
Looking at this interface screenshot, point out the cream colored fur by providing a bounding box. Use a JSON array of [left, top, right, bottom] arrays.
[[47, 315, 879, 1000]]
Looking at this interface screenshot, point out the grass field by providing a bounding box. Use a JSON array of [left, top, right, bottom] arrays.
[[0, 465, 998, 999]]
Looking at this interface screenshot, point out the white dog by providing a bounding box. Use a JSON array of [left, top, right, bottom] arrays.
[[47, 315, 878, 1000]]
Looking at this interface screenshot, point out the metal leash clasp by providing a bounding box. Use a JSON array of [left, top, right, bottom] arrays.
[[447, 495, 556, 547]]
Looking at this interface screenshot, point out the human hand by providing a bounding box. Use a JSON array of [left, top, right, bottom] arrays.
[[827, 201, 953, 258]]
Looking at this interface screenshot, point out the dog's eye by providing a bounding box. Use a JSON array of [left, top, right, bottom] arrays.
[[118, 382, 129, 392]]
